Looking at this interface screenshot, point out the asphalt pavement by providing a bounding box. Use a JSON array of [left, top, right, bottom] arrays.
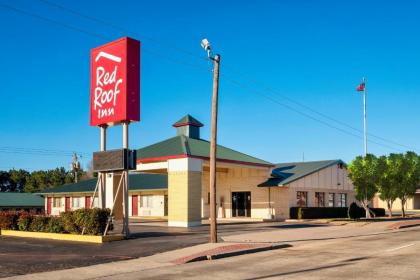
[[106, 226, 420, 280], [0, 221, 292, 278]]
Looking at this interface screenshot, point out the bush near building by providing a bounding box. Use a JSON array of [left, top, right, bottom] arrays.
[[290, 206, 386, 219], [347, 202, 386, 219], [0, 208, 111, 235]]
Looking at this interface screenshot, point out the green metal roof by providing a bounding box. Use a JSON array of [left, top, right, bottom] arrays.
[[40, 173, 167, 194], [0, 193, 44, 207], [137, 135, 272, 166], [258, 159, 344, 187], [173, 114, 203, 127]]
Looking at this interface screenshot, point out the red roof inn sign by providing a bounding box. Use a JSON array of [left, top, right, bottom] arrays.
[[90, 37, 140, 126]]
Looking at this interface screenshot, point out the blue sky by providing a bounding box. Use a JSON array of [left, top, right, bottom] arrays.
[[1, 0, 420, 171]]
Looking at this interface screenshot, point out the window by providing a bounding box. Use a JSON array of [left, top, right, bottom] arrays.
[[338, 193, 347, 207], [315, 192, 325, 207], [53, 197, 61, 207], [296, 191, 308, 207], [328, 193, 335, 207], [140, 195, 153, 208], [72, 197, 81, 208]]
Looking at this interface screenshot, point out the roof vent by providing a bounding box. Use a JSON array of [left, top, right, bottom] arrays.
[[173, 115, 203, 139]]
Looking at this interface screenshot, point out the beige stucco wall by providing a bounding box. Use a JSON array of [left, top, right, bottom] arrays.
[[128, 191, 167, 217], [374, 194, 420, 211], [286, 164, 355, 208], [168, 171, 202, 226], [45, 194, 99, 216], [200, 166, 288, 220]]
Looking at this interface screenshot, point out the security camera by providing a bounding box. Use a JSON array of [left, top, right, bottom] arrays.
[[201, 38, 211, 51]]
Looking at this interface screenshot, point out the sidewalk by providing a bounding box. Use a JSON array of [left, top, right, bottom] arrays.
[[5, 242, 287, 280], [222, 220, 415, 243]]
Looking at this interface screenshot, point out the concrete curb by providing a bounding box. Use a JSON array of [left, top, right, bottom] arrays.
[[389, 222, 420, 230], [187, 243, 291, 263], [0, 230, 124, 243]]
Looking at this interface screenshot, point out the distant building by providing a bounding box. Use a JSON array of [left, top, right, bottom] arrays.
[[374, 191, 420, 211], [259, 160, 356, 218], [40, 173, 167, 217], [0, 192, 45, 213], [41, 115, 356, 226]]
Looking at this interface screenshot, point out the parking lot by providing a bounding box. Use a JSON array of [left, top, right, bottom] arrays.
[[0, 221, 304, 278]]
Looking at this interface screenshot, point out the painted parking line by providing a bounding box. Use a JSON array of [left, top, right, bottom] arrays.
[[385, 243, 415, 252]]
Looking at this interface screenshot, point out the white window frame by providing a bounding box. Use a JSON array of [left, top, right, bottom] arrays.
[[53, 197, 62, 208], [338, 193, 347, 207], [328, 193, 335, 207], [72, 197, 81, 208]]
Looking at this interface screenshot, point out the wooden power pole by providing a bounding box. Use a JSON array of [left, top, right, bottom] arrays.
[[209, 54, 220, 243]]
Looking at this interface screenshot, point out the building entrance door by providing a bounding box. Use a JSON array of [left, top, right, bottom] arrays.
[[132, 195, 138, 216], [232, 192, 251, 217], [47, 197, 52, 215]]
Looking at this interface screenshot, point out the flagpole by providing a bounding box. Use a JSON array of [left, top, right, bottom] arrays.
[[363, 77, 367, 157]]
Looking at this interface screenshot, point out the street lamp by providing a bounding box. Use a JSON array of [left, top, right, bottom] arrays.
[[201, 38, 220, 243]]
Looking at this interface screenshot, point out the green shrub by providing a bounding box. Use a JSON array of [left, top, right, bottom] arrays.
[[59, 208, 111, 235], [47, 216, 64, 233], [348, 202, 362, 219], [297, 208, 303, 220], [1, 208, 111, 235], [0, 211, 19, 230], [17, 213, 33, 231], [29, 216, 50, 232], [290, 207, 348, 219], [60, 211, 79, 234], [86, 208, 111, 235]]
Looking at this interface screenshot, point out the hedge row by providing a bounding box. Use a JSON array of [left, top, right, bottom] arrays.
[[290, 204, 386, 219], [347, 203, 386, 219], [0, 208, 111, 235]]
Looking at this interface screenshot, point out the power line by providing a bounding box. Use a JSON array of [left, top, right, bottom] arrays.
[[0, 2, 415, 154], [221, 65, 416, 151], [221, 74, 406, 153], [38, 0, 208, 62], [0, 146, 90, 157], [0, 3, 209, 72], [34, 0, 416, 153]]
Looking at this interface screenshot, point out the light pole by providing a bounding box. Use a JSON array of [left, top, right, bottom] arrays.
[[201, 38, 220, 243]]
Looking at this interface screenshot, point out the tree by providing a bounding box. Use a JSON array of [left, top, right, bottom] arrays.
[[348, 154, 379, 218], [9, 169, 30, 192], [377, 154, 399, 217], [396, 152, 420, 217], [0, 171, 11, 192]]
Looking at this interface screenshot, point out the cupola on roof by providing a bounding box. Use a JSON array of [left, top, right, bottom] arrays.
[[172, 114, 203, 139]]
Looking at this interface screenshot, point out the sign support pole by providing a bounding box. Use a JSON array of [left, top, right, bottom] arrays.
[[99, 125, 107, 209], [122, 122, 130, 237]]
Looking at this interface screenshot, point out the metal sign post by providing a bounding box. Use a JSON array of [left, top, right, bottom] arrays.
[[122, 122, 130, 237]]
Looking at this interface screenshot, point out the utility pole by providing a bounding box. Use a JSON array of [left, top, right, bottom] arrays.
[[71, 153, 81, 183], [201, 38, 220, 243]]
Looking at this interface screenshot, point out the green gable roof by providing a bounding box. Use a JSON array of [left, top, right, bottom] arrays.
[[173, 114, 203, 127], [40, 173, 168, 194], [259, 159, 344, 187], [137, 135, 272, 167], [0, 193, 44, 207]]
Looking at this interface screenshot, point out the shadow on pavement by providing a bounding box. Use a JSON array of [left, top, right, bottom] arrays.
[[244, 255, 370, 279]]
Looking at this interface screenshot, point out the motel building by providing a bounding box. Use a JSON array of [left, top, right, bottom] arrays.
[[374, 191, 420, 212], [42, 115, 355, 227]]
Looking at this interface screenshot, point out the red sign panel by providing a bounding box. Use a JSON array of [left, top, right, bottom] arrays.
[[90, 37, 140, 126]]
